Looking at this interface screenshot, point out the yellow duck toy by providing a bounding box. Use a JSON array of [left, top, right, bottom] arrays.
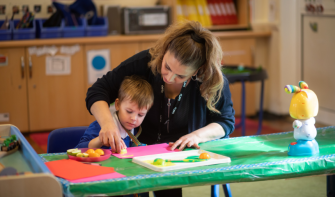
[[284, 81, 319, 156]]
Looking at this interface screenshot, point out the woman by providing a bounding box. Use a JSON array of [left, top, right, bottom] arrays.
[[86, 21, 235, 158], [86, 20, 235, 197]]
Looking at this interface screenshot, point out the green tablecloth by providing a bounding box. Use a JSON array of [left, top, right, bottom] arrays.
[[40, 126, 335, 196]]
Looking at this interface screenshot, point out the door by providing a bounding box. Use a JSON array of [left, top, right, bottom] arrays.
[[302, 15, 335, 125], [0, 48, 29, 132], [26, 45, 88, 131]]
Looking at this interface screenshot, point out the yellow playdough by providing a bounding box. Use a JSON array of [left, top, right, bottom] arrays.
[[120, 149, 127, 154], [144, 160, 176, 167]]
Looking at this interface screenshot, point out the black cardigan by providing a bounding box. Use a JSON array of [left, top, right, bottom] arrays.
[[86, 50, 235, 143]]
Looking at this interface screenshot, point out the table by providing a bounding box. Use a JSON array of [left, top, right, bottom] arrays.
[[223, 65, 268, 136], [0, 125, 62, 197], [39, 126, 335, 196]]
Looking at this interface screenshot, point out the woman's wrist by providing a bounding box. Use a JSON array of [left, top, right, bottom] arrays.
[[193, 123, 225, 143]]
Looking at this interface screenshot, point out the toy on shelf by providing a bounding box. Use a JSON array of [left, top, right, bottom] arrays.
[[0, 135, 19, 158], [284, 81, 319, 156]]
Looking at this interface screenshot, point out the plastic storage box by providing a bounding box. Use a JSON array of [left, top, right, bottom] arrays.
[[0, 20, 12, 41], [63, 18, 86, 38], [36, 19, 63, 39], [12, 19, 36, 40], [86, 17, 108, 37]]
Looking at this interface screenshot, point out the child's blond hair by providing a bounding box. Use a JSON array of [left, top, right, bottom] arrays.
[[118, 75, 154, 110]]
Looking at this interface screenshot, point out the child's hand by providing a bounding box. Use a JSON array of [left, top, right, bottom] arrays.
[[169, 133, 201, 151], [99, 123, 125, 153]]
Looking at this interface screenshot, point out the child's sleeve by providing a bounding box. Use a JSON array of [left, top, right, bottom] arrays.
[[75, 121, 100, 148], [75, 131, 98, 148]]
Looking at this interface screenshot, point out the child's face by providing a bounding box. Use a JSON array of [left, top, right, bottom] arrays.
[[115, 98, 149, 130]]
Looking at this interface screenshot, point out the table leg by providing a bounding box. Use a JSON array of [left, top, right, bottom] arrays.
[[211, 185, 219, 197], [256, 80, 265, 135], [234, 81, 246, 136], [223, 184, 232, 197], [241, 81, 246, 136], [328, 175, 335, 197]]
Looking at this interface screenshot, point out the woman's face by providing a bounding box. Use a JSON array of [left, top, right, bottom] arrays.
[[161, 50, 197, 85]]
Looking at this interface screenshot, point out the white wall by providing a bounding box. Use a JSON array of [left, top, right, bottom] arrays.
[[251, 0, 300, 115]]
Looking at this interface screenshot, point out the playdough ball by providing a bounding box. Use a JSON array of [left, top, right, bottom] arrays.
[[199, 153, 211, 159], [76, 153, 84, 157], [120, 149, 127, 155], [71, 149, 81, 156], [89, 152, 100, 158], [86, 149, 95, 154], [153, 158, 165, 165], [83, 153, 89, 157], [95, 149, 104, 156], [67, 148, 78, 155]]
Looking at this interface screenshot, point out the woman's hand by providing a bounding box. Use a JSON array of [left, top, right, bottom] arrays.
[[169, 123, 226, 151], [99, 123, 127, 153], [169, 133, 201, 151]]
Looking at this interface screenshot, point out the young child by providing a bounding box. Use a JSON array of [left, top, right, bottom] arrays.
[[76, 75, 154, 149]]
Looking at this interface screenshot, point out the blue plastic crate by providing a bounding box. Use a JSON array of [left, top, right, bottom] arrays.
[[63, 18, 86, 38], [36, 19, 63, 39], [86, 17, 108, 37], [0, 20, 12, 41], [12, 20, 36, 40]]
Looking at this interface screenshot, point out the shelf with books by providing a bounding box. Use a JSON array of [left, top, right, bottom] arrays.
[[161, 0, 249, 31]]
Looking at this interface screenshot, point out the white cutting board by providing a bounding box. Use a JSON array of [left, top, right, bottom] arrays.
[[132, 149, 231, 172]]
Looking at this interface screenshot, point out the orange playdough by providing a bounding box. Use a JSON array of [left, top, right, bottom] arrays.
[[86, 149, 95, 154], [199, 153, 211, 159], [89, 152, 100, 158], [95, 149, 104, 156]]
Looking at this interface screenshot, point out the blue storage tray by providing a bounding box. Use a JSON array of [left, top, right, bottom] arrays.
[[12, 20, 36, 40], [63, 18, 86, 38], [0, 20, 12, 41], [86, 17, 108, 37], [36, 19, 63, 39]]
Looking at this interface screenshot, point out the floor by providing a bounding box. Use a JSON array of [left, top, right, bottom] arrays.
[[24, 114, 330, 197]]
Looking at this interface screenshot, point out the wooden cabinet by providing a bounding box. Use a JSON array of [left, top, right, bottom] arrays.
[[220, 38, 256, 116], [139, 41, 156, 51], [0, 48, 29, 132], [27, 45, 88, 132], [84, 43, 139, 81], [0, 45, 89, 132]]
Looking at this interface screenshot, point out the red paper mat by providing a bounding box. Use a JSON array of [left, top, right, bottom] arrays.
[[45, 159, 115, 180]]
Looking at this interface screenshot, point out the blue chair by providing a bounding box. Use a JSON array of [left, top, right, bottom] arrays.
[[47, 126, 87, 153]]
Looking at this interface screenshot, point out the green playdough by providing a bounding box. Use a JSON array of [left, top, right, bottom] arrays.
[[153, 158, 165, 165]]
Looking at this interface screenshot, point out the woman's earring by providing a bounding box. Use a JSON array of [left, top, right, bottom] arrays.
[[191, 75, 197, 81]]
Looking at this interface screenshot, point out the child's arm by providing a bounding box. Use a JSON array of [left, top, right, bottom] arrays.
[[88, 137, 104, 148]]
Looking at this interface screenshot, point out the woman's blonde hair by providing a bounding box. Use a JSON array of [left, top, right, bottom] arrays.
[[149, 21, 224, 113]]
